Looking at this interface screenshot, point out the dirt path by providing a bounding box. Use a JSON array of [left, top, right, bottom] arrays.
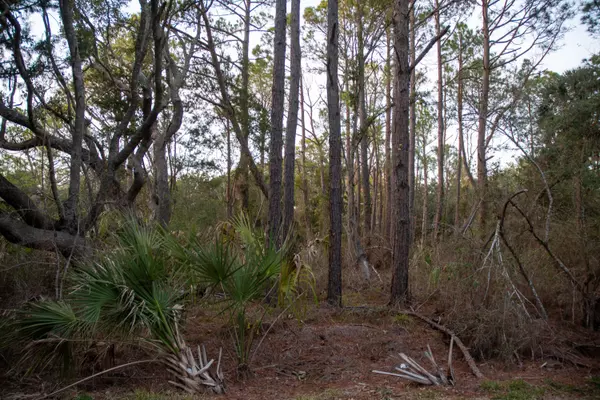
[[3, 305, 599, 400]]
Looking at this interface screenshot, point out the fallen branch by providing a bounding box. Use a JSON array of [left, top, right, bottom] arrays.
[[404, 310, 484, 378], [36, 359, 160, 400]]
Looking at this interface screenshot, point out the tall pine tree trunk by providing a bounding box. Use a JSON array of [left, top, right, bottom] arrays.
[[267, 0, 286, 246], [357, 153, 362, 237], [346, 81, 356, 241], [433, 0, 444, 241], [283, 0, 301, 238], [373, 135, 379, 232], [390, 0, 410, 304], [454, 30, 464, 231], [408, 0, 416, 243], [357, 1, 371, 235], [478, 0, 490, 240], [385, 28, 392, 241], [327, 0, 342, 307], [421, 137, 429, 246], [236, 0, 252, 213], [227, 119, 233, 219]]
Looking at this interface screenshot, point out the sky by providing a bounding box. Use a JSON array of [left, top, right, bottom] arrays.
[[541, 20, 600, 73]]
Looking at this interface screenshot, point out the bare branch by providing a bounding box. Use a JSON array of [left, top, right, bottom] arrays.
[[409, 26, 450, 73]]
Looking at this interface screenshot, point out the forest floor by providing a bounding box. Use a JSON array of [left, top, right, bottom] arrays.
[[3, 288, 600, 400]]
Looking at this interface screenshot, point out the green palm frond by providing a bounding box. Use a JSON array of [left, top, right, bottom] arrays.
[[231, 214, 263, 255], [192, 239, 239, 287], [228, 245, 282, 304], [10, 218, 192, 379], [70, 224, 180, 347], [15, 301, 86, 377], [19, 301, 84, 339]]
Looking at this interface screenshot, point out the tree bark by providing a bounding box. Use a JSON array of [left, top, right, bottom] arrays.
[[346, 81, 355, 238], [477, 0, 490, 240], [58, 0, 85, 233], [327, 0, 343, 307], [0, 173, 56, 230], [390, 0, 410, 305], [408, 0, 416, 243], [385, 27, 393, 240], [432, 0, 444, 241], [357, 149, 362, 237], [227, 119, 233, 219], [237, 0, 252, 213], [151, 18, 195, 227], [283, 0, 301, 239], [454, 29, 464, 231], [421, 136, 429, 246], [0, 212, 87, 258], [153, 132, 171, 227], [267, 0, 287, 246], [357, 0, 371, 236], [373, 135, 379, 232]]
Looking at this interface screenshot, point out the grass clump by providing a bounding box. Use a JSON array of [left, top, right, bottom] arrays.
[[481, 379, 544, 400], [293, 388, 341, 400], [393, 313, 412, 326], [480, 380, 502, 393]]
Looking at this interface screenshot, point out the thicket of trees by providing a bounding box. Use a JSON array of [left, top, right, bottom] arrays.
[[1, 0, 600, 390]]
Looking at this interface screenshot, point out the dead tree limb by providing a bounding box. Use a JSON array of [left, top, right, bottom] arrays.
[[499, 190, 548, 320], [509, 199, 581, 292], [404, 310, 484, 378]]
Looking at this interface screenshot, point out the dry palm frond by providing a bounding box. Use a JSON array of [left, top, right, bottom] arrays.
[[373, 339, 456, 386]]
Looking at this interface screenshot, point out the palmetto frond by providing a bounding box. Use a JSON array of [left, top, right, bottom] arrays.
[[15, 301, 88, 376], [19, 301, 84, 339], [70, 223, 181, 352], [172, 214, 287, 372], [11, 219, 224, 392]]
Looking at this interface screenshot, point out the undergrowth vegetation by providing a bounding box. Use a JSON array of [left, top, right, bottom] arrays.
[[1, 215, 318, 393]]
